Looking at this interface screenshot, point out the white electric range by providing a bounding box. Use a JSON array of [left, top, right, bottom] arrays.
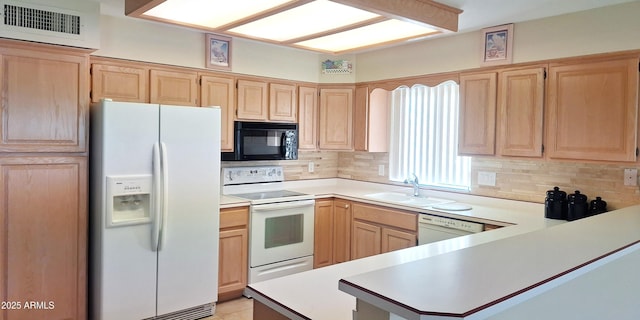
[[222, 166, 315, 285]]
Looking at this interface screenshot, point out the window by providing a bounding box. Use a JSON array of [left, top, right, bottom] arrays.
[[388, 81, 471, 190]]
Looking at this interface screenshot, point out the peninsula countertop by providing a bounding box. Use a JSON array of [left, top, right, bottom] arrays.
[[240, 179, 572, 320]]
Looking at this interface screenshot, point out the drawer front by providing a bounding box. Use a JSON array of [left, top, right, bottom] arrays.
[[352, 202, 417, 232], [220, 207, 249, 229]]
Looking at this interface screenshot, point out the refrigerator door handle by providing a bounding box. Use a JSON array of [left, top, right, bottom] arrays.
[[151, 142, 162, 251], [159, 141, 169, 250]]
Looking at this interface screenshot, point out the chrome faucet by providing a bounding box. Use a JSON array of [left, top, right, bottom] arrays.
[[404, 174, 420, 197]]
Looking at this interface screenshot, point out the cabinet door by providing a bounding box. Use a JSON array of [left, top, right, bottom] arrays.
[[218, 207, 248, 301], [298, 86, 318, 150], [546, 58, 638, 162], [237, 79, 268, 120], [91, 63, 148, 103], [0, 45, 88, 152], [269, 83, 297, 122], [319, 88, 354, 150], [0, 157, 87, 320], [497, 67, 545, 157], [201, 75, 236, 151], [313, 199, 334, 269], [353, 86, 369, 151], [381, 228, 416, 253], [458, 72, 497, 155], [351, 221, 381, 260], [333, 199, 352, 264], [150, 69, 199, 106]]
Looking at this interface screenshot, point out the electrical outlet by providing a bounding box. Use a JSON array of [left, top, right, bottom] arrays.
[[308, 162, 314, 173], [478, 171, 497, 186], [378, 164, 385, 176], [624, 168, 637, 186]]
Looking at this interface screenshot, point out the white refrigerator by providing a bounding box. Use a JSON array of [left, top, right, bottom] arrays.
[[90, 100, 221, 320]]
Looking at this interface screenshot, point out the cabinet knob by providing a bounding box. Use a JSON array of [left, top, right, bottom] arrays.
[[343, 204, 350, 209]]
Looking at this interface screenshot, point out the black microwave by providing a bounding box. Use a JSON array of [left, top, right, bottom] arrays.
[[222, 121, 298, 161]]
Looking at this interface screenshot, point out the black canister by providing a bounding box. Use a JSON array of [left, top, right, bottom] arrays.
[[545, 187, 567, 220], [589, 196, 607, 216], [567, 190, 588, 221]]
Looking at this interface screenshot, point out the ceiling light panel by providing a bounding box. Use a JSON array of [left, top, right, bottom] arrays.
[[228, 0, 380, 42], [295, 19, 439, 53], [142, 0, 294, 29]]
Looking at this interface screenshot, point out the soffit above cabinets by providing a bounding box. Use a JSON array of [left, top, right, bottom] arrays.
[[125, 0, 462, 54]]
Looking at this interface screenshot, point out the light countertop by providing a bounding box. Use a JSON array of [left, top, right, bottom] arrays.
[[240, 179, 576, 320]]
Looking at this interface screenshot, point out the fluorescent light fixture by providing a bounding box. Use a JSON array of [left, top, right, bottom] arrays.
[[295, 19, 439, 53], [228, 1, 380, 42], [142, 0, 294, 29], [127, 0, 460, 54]]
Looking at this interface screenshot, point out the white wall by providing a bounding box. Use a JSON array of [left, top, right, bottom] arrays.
[[94, 15, 322, 82], [93, 1, 640, 83], [356, 1, 640, 81]]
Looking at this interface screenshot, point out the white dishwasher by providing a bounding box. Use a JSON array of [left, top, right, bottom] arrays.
[[418, 213, 484, 245]]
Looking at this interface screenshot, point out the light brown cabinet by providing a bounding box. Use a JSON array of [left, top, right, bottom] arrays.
[[497, 66, 545, 157], [313, 199, 334, 268], [0, 42, 89, 153], [319, 87, 354, 150], [237, 79, 269, 120], [546, 57, 639, 162], [332, 199, 352, 264], [236, 79, 297, 122], [0, 156, 87, 320], [458, 72, 497, 155], [91, 62, 148, 103], [269, 83, 297, 122], [351, 202, 417, 260], [149, 68, 199, 106], [200, 74, 236, 151], [91, 60, 200, 107], [218, 206, 249, 302], [354, 86, 390, 152], [298, 86, 318, 150], [313, 198, 352, 268]]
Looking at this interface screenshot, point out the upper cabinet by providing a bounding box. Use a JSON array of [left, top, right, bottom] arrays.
[[91, 62, 148, 103], [200, 74, 236, 151], [0, 40, 90, 153], [546, 57, 638, 162], [149, 68, 199, 106], [458, 72, 497, 155], [92, 59, 200, 107], [319, 87, 354, 150], [236, 79, 297, 122], [298, 86, 318, 150], [269, 83, 297, 122], [497, 66, 545, 157], [236, 79, 268, 120], [354, 86, 390, 152]]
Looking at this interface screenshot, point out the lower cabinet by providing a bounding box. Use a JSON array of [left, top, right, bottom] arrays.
[[351, 202, 417, 260], [313, 198, 352, 268], [218, 206, 249, 302], [0, 156, 87, 320]]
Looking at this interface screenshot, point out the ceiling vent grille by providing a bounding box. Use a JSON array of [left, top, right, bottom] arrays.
[[0, 0, 99, 49], [4, 4, 80, 35]]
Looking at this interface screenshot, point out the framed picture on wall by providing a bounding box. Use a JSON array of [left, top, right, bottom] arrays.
[[206, 33, 232, 71], [480, 24, 513, 66]]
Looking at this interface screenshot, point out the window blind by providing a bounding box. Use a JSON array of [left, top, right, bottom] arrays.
[[389, 81, 471, 190]]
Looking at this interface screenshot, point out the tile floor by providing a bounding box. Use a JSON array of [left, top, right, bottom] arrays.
[[204, 297, 253, 320]]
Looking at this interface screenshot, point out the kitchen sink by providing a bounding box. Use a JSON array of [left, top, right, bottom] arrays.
[[364, 192, 454, 208]]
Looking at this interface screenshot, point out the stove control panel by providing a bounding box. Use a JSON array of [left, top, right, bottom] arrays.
[[223, 166, 284, 185]]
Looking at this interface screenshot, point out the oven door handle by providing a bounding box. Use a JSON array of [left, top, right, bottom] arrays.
[[252, 199, 315, 212]]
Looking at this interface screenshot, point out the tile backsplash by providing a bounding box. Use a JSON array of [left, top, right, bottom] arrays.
[[224, 150, 640, 210]]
